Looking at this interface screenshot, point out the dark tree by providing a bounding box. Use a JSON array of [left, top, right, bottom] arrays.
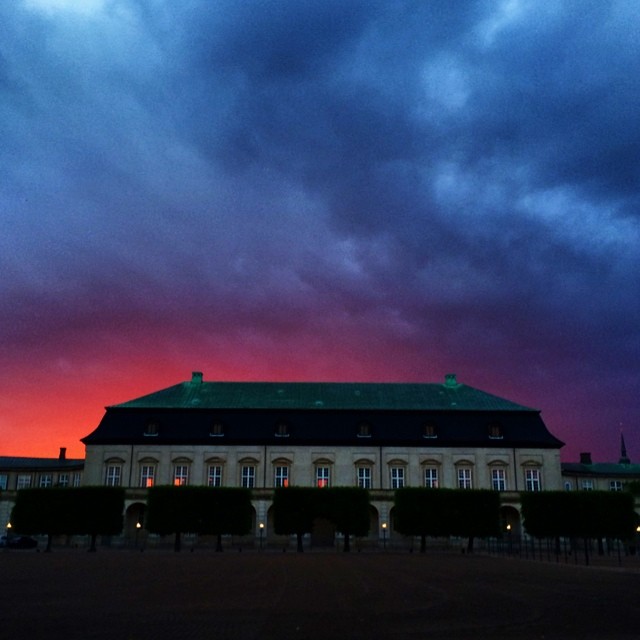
[[11, 488, 76, 551], [394, 488, 449, 552], [394, 488, 500, 553], [147, 486, 252, 552], [272, 487, 320, 552], [146, 486, 202, 551], [200, 488, 253, 551], [522, 490, 636, 563], [70, 487, 124, 551], [321, 487, 370, 552]]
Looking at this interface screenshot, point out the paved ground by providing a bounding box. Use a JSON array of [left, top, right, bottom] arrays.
[[1, 549, 639, 639]]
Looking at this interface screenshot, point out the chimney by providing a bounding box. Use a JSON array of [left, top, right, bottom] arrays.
[[444, 373, 458, 387], [59, 447, 66, 460], [191, 371, 203, 384], [579, 452, 592, 465]]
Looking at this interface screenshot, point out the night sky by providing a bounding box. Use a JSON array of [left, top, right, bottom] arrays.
[[2, 0, 638, 462]]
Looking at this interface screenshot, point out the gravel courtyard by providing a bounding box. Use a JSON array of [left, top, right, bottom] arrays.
[[2, 549, 639, 639]]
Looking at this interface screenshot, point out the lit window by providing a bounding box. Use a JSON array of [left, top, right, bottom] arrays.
[[208, 465, 222, 487], [105, 466, 121, 487], [610, 480, 623, 492], [58, 473, 69, 488], [580, 479, 593, 491], [140, 465, 155, 488], [488, 423, 503, 439], [241, 465, 255, 488], [424, 467, 438, 488], [525, 468, 542, 492], [210, 422, 224, 437], [0, 474, 7, 490], [39, 474, 53, 488], [357, 466, 371, 489], [357, 422, 371, 438], [275, 422, 289, 438], [17, 474, 32, 489], [457, 468, 472, 489], [174, 465, 189, 486], [274, 466, 289, 487], [423, 423, 438, 439], [316, 467, 330, 488], [144, 421, 159, 437], [491, 468, 506, 491], [390, 467, 405, 489]]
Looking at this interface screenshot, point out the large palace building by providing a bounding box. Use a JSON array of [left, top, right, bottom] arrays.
[[79, 372, 564, 545]]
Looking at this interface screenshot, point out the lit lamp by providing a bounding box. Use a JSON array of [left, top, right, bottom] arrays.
[[381, 522, 387, 551], [506, 523, 512, 555], [4, 522, 11, 549], [259, 522, 264, 550]]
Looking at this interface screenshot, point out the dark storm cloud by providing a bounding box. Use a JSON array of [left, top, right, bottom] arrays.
[[1, 0, 639, 459]]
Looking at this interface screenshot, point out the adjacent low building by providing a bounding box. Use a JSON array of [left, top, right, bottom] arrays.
[[0, 448, 84, 531], [81, 372, 564, 544], [561, 436, 640, 492]]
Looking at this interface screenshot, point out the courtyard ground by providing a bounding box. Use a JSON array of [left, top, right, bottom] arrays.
[[1, 549, 639, 639]]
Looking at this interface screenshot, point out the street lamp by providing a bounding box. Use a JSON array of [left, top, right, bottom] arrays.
[[506, 523, 512, 555], [135, 521, 141, 549], [259, 522, 264, 550], [381, 522, 387, 551]]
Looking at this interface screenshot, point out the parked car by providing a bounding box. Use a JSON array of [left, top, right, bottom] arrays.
[[0, 535, 38, 549]]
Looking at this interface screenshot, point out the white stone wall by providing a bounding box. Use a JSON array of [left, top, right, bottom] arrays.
[[84, 443, 563, 492]]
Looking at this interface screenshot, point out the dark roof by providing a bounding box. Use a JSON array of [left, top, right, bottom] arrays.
[[110, 374, 538, 412], [83, 374, 563, 449], [0, 457, 84, 471], [561, 462, 640, 478]]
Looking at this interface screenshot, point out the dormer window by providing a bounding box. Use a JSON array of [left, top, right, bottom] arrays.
[[488, 423, 503, 439], [423, 423, 438, 439], [144, 421, 159, 437], [210, 421, 225, 437], [275, 422, 290, 438], [357, 422, 371, 438]]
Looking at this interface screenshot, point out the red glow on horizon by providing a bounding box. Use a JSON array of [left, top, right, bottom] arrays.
[[0, 352, 625, 464]]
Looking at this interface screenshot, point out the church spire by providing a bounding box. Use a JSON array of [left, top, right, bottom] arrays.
[[619, 431, 630, 464]]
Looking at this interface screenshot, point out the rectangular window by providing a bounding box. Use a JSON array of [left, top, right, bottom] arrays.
[[580, 479, 593, 491], [274, 466, 289, 488], [525, 469, 542, 492], [174, 465, 189, 486], [105, 466, 121, 487], [0, 474, 7, 490], [424, 468, 438, 488], [491, 468, 507, 491], [58, 473, 69, 487], [390, 467, 405, 489], [140, 465, 155, 488], [241, 465, 255, 489], [17, 474, 32, 489], [457, 468, 472, 489], [316, 467, 330, 488], [208, 465, 222, 487], [610, 480, 623, 492], [73, 473, 81, 487], [39, 474, 53, 488], [357, 467, 371, 489]]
